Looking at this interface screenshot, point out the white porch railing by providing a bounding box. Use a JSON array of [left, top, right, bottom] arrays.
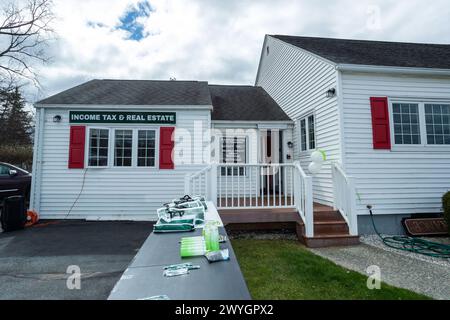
[[185, 163, 314, 237], [331, 162, 358, 236]]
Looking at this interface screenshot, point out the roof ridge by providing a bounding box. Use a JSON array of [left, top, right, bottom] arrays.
[[208, 84, 256, 88], [99, 79, 204, 83], [271, 34, 450, 47]]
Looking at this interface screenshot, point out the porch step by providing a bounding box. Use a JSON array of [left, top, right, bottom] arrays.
[[218, 204, 359, 248], [296, 223, 359, 248], [314, 221, 349, 235]]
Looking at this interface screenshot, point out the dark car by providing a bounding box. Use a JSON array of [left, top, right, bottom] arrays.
[[0, 162, 32, 206]]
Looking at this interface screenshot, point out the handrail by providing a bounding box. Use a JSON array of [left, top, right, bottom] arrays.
[[187, 162, 315, 237], [333, 162, 350, 183], [189, 165, 212, 179], [332, 162, 358, 236]]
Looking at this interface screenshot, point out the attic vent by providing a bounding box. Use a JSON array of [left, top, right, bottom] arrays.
[[266, 46, 270, 55]]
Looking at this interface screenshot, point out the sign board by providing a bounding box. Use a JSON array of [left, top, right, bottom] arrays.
[[69, 111, 176, 124]]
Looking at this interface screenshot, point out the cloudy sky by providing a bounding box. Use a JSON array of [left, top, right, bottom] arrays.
[[18, 0, 450, 102]]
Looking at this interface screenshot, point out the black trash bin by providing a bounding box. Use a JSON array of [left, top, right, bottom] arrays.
[[1, 196, 27, 232]]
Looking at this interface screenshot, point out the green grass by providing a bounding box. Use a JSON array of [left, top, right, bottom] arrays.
[[232, 239, 430, 300]]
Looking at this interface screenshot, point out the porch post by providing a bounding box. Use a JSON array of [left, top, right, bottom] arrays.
[[304, 176, 314, 238], [209, 163, 218, 206], [184, 173, 191, 195]]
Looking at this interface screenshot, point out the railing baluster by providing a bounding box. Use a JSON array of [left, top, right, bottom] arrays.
[[272, 168, 276, 207], [255, 167, 258, 207], [231, 167, 234, 208], [225, 166, 228, 208], [284, 167, 287, 207], [278, 166, 281, 207], [261, 166, 264, 208], [266, 166, 269, 207]]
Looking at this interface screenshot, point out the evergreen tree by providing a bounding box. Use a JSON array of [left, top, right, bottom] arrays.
[[0, 87, 33, 146]]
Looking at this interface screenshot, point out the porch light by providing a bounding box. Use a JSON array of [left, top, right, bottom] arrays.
[[287, 141, 294, 149], [53, 115, 62, 123], [326, 88, 336, 98]]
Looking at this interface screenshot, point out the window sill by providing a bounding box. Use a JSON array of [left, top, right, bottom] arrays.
[[391, 145, 450, 153]]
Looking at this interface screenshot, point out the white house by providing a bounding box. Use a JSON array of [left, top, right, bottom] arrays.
[[256, 35, 450, 234], [31, 35, 450, 246], [31, 80, 296, 220]]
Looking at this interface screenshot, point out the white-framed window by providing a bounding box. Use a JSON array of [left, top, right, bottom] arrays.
[[299, 114, 316, 152], [87, 127, 158, 168], [137, 129, 156, 167], [88, 128, 109, 167], [392, 103, 421, 145], [114, 129, 133, 167], [425, 104, 450, 145], [390, 101, 450, 147], [220, 136, 247, 175]]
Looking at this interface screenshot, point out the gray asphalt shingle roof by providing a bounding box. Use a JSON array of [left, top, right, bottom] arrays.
[[37, 79, 212, 106], [209, 85, 291, 121], [272, 35, 450, 69]]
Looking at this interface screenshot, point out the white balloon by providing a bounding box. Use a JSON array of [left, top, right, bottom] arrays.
[[311, 151, 324, 164], [308, 162, 322, 175]]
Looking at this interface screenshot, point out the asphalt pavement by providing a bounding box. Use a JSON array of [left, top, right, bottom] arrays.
[[0, 220, 153, 300]]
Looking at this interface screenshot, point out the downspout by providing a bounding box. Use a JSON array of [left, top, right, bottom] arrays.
[[30, 107, 45, 212]]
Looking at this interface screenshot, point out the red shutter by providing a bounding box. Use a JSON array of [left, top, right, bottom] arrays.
[[68, 126, 86, 169], [159, 127, 175, 169], [370, 97, 391, 150]]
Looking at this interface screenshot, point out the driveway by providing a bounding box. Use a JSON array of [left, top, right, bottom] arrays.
[[0, 220, 153, 300]]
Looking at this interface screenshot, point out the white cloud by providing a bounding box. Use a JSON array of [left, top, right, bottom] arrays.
[[27, 0, 450, 102]]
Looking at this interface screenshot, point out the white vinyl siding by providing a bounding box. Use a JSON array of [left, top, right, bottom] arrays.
[[35, 107, 211, 220], [256, 36, 340, 206], [341, 72, 450, 216]]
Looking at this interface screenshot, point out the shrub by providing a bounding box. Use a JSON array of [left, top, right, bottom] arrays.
[[0, 144, 33, 171], [443, 191, 450, 235]]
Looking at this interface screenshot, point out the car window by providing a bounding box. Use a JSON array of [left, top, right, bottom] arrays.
[[0, 165, 10, 176]]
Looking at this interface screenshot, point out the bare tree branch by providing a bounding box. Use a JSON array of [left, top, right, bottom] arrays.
[[0, 0, 54, 87]]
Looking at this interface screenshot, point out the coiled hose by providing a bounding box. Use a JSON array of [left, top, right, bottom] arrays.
[[368, 205, 450, 259]]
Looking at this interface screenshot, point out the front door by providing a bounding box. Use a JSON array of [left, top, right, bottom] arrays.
[[259, 130, 283, 194]]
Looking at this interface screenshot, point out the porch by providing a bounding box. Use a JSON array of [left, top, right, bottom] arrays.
[[185, 163, 360, 248]]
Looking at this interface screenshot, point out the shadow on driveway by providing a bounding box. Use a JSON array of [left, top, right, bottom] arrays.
[[0, 220, 153, 300]]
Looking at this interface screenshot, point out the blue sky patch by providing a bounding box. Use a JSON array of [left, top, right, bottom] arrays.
[[117, 1, 153, 41]]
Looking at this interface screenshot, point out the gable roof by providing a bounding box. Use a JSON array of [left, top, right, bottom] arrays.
[[272, 35, 450, 69], [36, 79, 212, 106], [209, 85, 291, 121]]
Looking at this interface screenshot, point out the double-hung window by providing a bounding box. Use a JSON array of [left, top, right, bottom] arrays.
[[137, 130, 156, 167], [391, 101, 450, 146], [220, 136, 247, 176], [88, 128, 109, 167], [425, 104, 450, 145], [114, 130, 133, 167], [299, 114, 316, 152]]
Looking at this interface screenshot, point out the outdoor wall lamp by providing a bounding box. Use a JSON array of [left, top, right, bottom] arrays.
[[53, 115, 62, 123], [326, 88, 336, 98], [287, 141, 294, 149]]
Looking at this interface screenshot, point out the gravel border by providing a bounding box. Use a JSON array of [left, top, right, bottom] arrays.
[[361, 235, 450, 268]]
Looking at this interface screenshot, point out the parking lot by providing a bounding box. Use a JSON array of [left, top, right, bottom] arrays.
[[0, 220, 153, 300]]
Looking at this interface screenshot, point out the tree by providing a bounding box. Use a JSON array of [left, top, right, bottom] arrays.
[[0, 86, 33, 146], [0, 0, 54, 86]]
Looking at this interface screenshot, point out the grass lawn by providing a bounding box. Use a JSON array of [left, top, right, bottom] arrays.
[[232, 239, 430, 300]]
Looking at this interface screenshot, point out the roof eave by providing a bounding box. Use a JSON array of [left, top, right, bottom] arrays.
[[336, 64, 450, 76], [33, 103, 214, 110]]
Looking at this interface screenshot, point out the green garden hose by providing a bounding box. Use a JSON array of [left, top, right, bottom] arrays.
[[368, 205, 450, 259]]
